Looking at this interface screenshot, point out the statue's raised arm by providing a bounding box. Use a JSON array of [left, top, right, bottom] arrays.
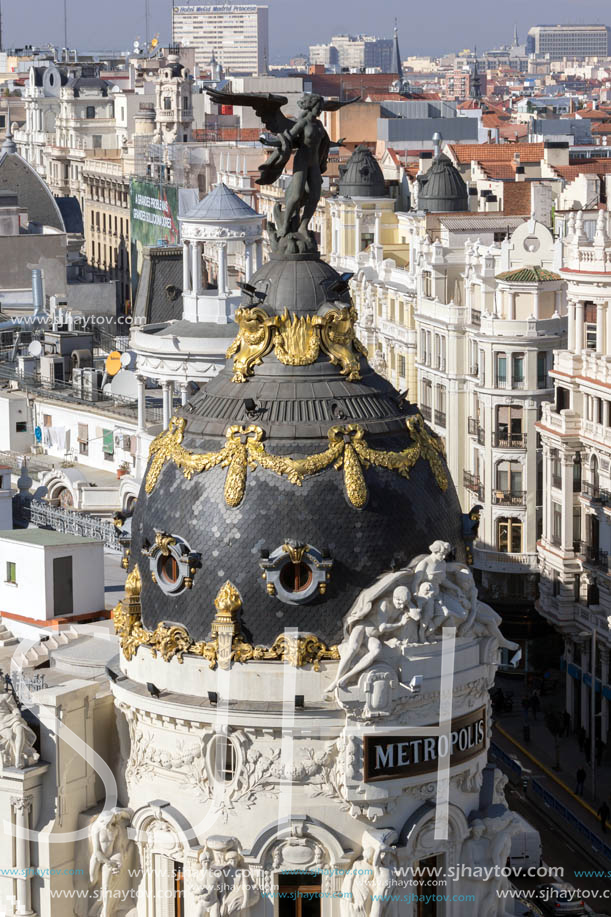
[[206, 89, 359, 255]]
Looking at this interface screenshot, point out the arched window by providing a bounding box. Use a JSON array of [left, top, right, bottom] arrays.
[[210, 734, 237, 783]]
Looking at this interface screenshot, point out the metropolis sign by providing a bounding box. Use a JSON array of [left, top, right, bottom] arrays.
[[363, 707, 486, 782]]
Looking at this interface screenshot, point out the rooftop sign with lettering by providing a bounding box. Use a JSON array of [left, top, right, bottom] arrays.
[[363, 707, 486, 782]]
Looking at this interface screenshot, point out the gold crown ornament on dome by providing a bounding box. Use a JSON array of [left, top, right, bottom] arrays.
[[225, 304, 367, 383]]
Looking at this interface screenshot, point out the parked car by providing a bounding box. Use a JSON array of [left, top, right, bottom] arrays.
[[535, 883, 587, 915]]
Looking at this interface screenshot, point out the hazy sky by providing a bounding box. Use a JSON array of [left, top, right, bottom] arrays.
[[4, 0, 611, 62]]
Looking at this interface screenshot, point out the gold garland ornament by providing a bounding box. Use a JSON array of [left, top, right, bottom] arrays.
[[113, 568, 338, 670], [145, 414, 448, 507], [226, 304, 367, 382]]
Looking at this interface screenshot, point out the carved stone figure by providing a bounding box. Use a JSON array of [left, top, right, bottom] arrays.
[[340, 829, 399, 917], [88, 808, 133, 917], [207, 89, 359, 254], [326, 580, 413, 692], [460, 814, 522, 916], [191, 848, 222, 917], [0, 682, 38, 769], [328, 543, 517, 709]]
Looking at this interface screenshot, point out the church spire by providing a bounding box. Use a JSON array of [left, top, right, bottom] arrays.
[[470, 52, 482, 101], [391, 19, 403, 81]]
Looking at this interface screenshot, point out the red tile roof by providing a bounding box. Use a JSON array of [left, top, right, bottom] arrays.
[[479, 162, 518, 179], [552, 160, 611, 181], [447, 142, 544, 164]]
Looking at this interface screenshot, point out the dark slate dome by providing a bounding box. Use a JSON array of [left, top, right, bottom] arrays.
[[338, 145, 387, 198], [243, 253, 352, 316], [417, 153, 468, 213], [131, 255, 466, 650]]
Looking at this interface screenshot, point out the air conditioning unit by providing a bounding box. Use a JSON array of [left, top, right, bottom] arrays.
[[81, 368, 103, 402], [17, 356, 37, 378], [72, 367, 83, 396], [40, 355, 65, 387]]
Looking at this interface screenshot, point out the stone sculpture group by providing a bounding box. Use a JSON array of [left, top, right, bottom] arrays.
[[328, 541, 518, 695]]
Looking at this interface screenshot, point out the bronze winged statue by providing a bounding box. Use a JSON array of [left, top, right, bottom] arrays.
[[207, 89, 359, 254]]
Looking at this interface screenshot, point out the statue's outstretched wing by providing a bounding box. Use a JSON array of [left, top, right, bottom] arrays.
[[321, 95, 362, 112], [206, 89, 294, 133]]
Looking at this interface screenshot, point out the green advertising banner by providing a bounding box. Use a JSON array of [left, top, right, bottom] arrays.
[[130, 179, 180, 302]]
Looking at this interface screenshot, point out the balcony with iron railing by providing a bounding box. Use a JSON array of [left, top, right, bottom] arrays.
[[470, 308, 481, 326], [575, 541, 609, 571], [468, 417, 485, 444], [582, 481, 611, 505], [495, 378, 526, 391], [493, 431, 527, 449], [463, 471, 484, 500], [434, 410, 447, 428], [492, 490, 526, 506], [420, 404, 432, 421]]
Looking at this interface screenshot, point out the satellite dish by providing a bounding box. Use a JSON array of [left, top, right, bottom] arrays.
[[28, 340, 42, 358], [120, 350, 136, 370], [110, 370, 139, 399], [105, 351, 122, 376]]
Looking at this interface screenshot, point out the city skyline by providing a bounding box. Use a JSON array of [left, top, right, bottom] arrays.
[[3, 0, 611, 62]]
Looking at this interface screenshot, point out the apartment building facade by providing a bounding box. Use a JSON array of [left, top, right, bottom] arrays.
[[172, 4, 269, 74], [538, 208, 611, 737], [526, 24, 609, 59]]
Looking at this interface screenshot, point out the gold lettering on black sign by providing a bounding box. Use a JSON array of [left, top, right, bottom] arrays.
[[363, 706, 486, 782]]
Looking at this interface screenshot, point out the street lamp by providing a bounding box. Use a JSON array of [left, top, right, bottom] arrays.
[[579, 627, 598, 800]]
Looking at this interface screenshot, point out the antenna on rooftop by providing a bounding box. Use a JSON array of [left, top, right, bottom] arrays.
[[0, 1, 3, 54], [145, 0, 150, 50], [63, 0, 68, 53]]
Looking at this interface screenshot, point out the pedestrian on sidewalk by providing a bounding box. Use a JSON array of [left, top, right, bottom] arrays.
[[575, 766, 586, 795], [578, 725, 587, 752], [598, 800, 610, 834], [530, 691, 540, 720], [562, 710, 571, 737], [522, 699, 531, 743]]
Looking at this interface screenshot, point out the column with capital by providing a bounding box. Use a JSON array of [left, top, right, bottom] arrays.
[[180, 382, 189, 407], [567, 299, 576, 351], [374, 211, 381, 246], [561, 455, 575, 551], [218, 242, 227, 294], [354, 211, 361, 256], [11, 795, 34, 916], [508, 291, 516, 321], [575, 300, 584, 352], [541, 444, 550, 542], [192, 241, 202, 295], [533, 290, 540, 320], [182, 240, 191, 294], [136, 375, 146, 434], [597, 302, 606, 354], [161, 381, 172, 429], [244, 242, 252, 282]]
